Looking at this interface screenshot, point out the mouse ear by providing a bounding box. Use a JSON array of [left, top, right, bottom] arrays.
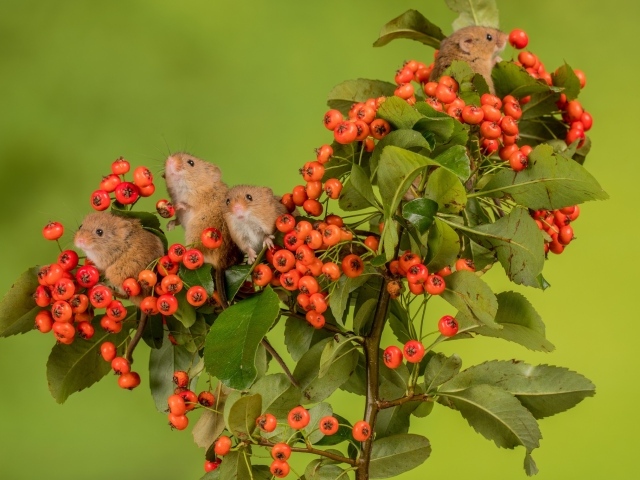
[[459, 36, 474, 54], [211, 165, 222, 183]]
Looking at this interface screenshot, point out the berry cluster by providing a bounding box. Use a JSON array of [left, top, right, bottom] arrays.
[[532, 205, 580, 255], [164, 370, 216, 432], [91, 157, 156, 210]]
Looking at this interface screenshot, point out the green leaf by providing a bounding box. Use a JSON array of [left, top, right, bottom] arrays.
[[426, 219, 460, 272], [142, 313, 164, 349], [224, 264, 253, 303], [173, 289, 196, 328], [518, 116, 567, 145], [377, 146, 429, 217], [370, 129, 433, 179], [441, 271, 498, 327], [179, 264, 215, 295], [305, 460, 346, 480], [217, 450, 251, 480], [521, 90, 561, 119], [441, 360, 595, 419], [319, 334, 357, 378], [46, 311, 132, 403], [327, 79, 397, 115], [330, 270, 372, 322], [110, 205, 162, 230], [445, 0, 499, 30], [479, 144, 609, 209], [376, 96, 425, 130], [353, 277, 383, 335], [0, 266, 39, 337], [431, 145, 471, 181], [294, 337, 358, 404], [424, 168, 467, 214], [284, 316, 333, 362], [250, 373, 300, 417], [551, 63, 581, 101], [304, 402, 334, 444], [413, 103, 455, 143], [402, 198, 438, 235], [492, 61, 553, 99], [314, 414, 354, 447], [373, 9, 445, 48], [525, 453, 539, 476], [381, 220, 399, 262], [473, 292, 555, 352], [204, 286, 280, 390], [227, 393, 262, 440], [149, 331, 201, 412], [375, 401, 421, 438], [369, 433, 432, 479], [437, 384, 541, 452], [388, 299, 412, 344], [459, 208, 546, 287], [192, 385, 230, 449], [339, 163, 379, 211], [165, 315, 197, 352], [424, 352, 462, 393]]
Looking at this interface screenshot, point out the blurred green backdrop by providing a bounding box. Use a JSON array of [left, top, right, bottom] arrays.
[[0, 1, 637, 478]]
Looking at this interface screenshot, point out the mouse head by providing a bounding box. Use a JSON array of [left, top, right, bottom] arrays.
[[74, 212, 138, 270], [164, 152, 223, 201], [225, 185, 274, 220], [454, 26, 507, 58]]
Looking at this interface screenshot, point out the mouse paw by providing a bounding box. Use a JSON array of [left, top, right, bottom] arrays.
[[263, 235, 275, 250], [247, 248, 258, 265], [167, 220, 177, 231]]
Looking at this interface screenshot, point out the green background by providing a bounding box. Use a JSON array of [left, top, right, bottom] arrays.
[[0, 1, 636, 478]]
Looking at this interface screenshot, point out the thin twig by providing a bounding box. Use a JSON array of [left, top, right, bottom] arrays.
[[125, 312, 147, 364], [257, 440, 356, 466], [261, 338, 299, 388]]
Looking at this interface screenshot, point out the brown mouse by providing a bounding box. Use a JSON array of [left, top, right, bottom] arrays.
[[224, 185, 287, 265], [74, 211, 164, 305], [164, 152, 243, 303], [430, 26, 507, 94]]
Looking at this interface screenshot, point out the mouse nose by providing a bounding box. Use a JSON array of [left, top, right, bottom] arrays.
[[232, 203, 245, 216]]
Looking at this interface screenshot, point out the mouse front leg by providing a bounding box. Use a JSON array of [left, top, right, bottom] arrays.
[[263, 234, 275, 250], [247, 247, 258, 265]]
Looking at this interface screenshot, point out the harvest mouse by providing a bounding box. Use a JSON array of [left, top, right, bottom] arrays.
[[163, 152, 243, 304], [224, 185, 287, 264], [74, 211, 164, 304], [430, 26, 507, 94]]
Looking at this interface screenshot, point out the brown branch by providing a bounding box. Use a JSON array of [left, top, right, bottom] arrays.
[[261, 338, 299, 388], [377, 393, 430, 410], [257, 439, 356, 466], [125, 311, 147, 364]]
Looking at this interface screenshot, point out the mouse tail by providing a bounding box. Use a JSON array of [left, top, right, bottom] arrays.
[[215, 268, 229, 309]]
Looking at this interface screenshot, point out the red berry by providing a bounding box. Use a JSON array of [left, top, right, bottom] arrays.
[[198, 391, 215, 407], [341, 254, 364, 278], [318, 416, 339, 436], [182, 249, 204, 270], [201, 227, 223, 249], [42, 221, 64, 241], [323, 109, 343, 130], [370, 119, 391, 139], [51, 300, 73, 323], [334, 121, 358, 145], [132, 166, 153, 188], [57, 250, 79, 271], [509, 151, 529, 172], [90, 190, 111, 211], [100, 342, 117, 362], [75, 265, 100, 288], [111, 356, 131, 375], [89, 285, 113, 309], [77, 321, 95, 340], [271, 443, 292, 461], [100, 174, 121, 193], [111, 157, 130, 175], [214, 436, 232, 456], [424, 274, 446, 295], [438, 315, 459, 337], [118, 371, 141, 390], [256, 413, 278, 432], [33, 286, 52, 308], [352, 420, 371, 442], [288, 406, 310, 430], [383, 346, 403, 369], [204, 459, 221, 472], [173, 371, 189, 388], [168, 413, 189, 430], [186, 286, 208, 307], [114, 182, 140, 205], [270, 460, 290, 478], [455, 258, 475, 272], [403, 340, 425, 363], [461, 105, 484, 125], [35, 310, 53, 333], [508, 29, 529, 49]]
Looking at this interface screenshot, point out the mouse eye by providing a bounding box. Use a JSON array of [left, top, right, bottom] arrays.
[[187, 159, 195, 167], [246, 194, 253, 201], [78, 224, 83, 230], [96, 229, 104, 237], [486, 33, 493, 41], [226, 198, 230, 205]]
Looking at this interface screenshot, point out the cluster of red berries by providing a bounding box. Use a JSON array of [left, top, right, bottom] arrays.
[[209, 406, 372, 478], [531, 205, 580, 255], [99, 345, 141, 389], [90, 157, 156, 211], [251, 214, 378, 329], [165, 370, 216, 431]]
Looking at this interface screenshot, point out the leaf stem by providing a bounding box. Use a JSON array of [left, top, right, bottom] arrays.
[[257, 439, 356, 466], [125, 311, 147, 364]]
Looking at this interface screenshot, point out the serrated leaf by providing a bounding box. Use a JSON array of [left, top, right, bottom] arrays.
[[327, 79, 397, 115], [330, 270, 372, 321], [441, 360, 595, 419], [224, 264, 252, 303], [179, 264, 215, 295], [149, 331, 201, 412], [250, 373, 300, 417], [492, 61, 553, 99], [370, 129, 433, 180], [424, 352, 462, 392], [413, 103, 455, 143], [353, 298, 377, 336], [319, 334, 357, 378], [294, 337, 358, 404], [479, 144, 609, 210], [375, 401, 421, 438], [445, 0, 499, 30], [473, 291, 554, 352], [458, 208, 545, 287], [165, 315, 197, 352], [192, 385, 230, 449], [551, 63, 581, 101], [46, 312, 132, 403], [431, 145, 471, 181], [373, 9, 445, 48], [369, 433, 431, 479], [519, 116, 567, 145], [441, 271, 498, 327], [402, 198, 438, 235], [284, 317, 332, 362], [426, 219, 460, 271], [217, 450, 251, 480], [204, 287, 280, 390], [424, 168, 467, 214], [525, 453, 539, 476], [521, 90, 561, 119], [376, 96, 425, 130], [0, 266, 39, 337], [227, 393, 261, 440], [437, 384, 541, 452], [339, 163, 379, 212], [381, 220, 399, 262]]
